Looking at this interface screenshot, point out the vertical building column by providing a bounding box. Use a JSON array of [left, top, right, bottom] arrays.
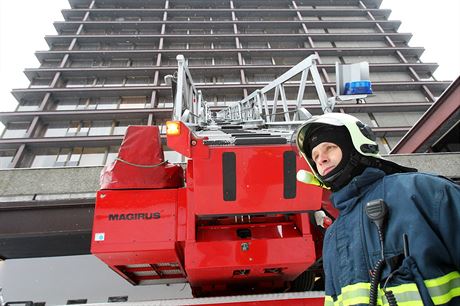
[[292, 1, 334, 96], [39, 0, 94, 113], [38, 93, 52, 111], [359, 1, 436, 102], [151, 0, 168, 112], [9, 144, 27, 168], [25, 116, 41, 138], [11, 2, 95, 168], [230, 0, 248, 98], [14, 0, 98, 168]]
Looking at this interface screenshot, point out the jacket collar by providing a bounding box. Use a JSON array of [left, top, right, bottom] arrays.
[[330, 167, 386, 213]]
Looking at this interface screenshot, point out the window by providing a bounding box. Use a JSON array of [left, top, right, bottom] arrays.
[[31, 148, 60, 168], [91, 16, 112, 21], [135, 42, 157, 49], [109, 58, 129, 67], [244, 56, 272, 65], [66, 121, 91, 136], [104, 77, 125, 87], [30, 147, 108, 168], [68, 15, 84, 21], [244, 41, 268, 49], [54, 98, 79, 110], [0, 150, 15, 169], [79, 147, 105, 166], [17, 100, 40, 112], [157, 95, 174, 108], [111, 42, 134, 50], [78, 122, 90, 136], [77, 98, 94, 110], [69, 59, 94, 67], [132, 58, 155, 66], [43, 122, 68, 137], [113, 120, 130, 135], [58, 29, 76, 35], [120, 28, 138, 34], [89, 121, 113, 136], [65, 77, 95, 88], [84, 28, 106, 35], [188, 42, 208, 49], [52, 43, 70, 51], [113, 119, 145, 135], [214, 57, 238, 65], [214, 41, 235, 49], [40, 59, 61, 68], [246, 73, 277, 84], [55, 148, 76, 167], [66, 122, 79, 136], [2, 122, 29, 138], [125, 76, 151, 86], [106, 146, 120, 165], [167, 42, 187, 49], [119, 96, 147, 108], [94, 97, 118, 109], [30, 78, 52, 88], [188, 57, 212, 66], [45, 121, 116, 138], [78, 42, 99, 50]]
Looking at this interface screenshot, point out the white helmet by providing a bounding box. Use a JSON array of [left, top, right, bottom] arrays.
[[296, 113, 380, 159], [295, 113, 416, 190]]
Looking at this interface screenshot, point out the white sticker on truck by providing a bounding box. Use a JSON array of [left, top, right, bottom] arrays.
[[94, 233, 105, 241]]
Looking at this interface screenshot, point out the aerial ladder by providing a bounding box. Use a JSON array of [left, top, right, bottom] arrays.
[[90, 54, 371, 304]]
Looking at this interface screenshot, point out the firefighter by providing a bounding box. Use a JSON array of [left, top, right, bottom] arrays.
[[295, 112, 460, 306]]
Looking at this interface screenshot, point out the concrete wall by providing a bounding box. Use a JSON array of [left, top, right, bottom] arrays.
[[0, 153, 458, 199], [384, 153, 460, 179], [0, 166, 103, 197]]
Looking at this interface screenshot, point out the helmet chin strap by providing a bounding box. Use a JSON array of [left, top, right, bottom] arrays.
[[319, 152, 367, 191]]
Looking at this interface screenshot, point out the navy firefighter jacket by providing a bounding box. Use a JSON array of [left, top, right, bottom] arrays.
[[323, 167, 460, 306]]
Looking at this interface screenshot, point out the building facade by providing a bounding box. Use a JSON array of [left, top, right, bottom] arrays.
[[0, 0, 453, 170], [0, 0, 457, 303]]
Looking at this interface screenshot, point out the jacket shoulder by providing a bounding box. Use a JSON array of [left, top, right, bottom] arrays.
[[383, 171, 454, 186]]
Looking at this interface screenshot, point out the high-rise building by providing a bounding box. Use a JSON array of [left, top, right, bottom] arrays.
[[0, 0, 453, 170], [0, 0, 457, 303]]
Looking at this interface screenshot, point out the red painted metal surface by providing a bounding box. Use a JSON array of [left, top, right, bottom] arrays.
[[91, 188, 187, 285], [188, 145, 322, 216], [92, 123, 328, 297], [100, 125, 183, 189]]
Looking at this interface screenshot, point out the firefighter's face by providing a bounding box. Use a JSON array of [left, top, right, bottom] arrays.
[[311, 142, 343, 176]]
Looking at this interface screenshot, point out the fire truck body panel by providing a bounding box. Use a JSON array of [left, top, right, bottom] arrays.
[[91, 124, 326, 295], [89, 54, 363, 300]]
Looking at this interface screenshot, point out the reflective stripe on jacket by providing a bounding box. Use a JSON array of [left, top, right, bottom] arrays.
[[323, 167, 460, 305]]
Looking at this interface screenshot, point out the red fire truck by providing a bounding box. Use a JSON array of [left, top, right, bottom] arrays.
[[90, 54, 370, 304]]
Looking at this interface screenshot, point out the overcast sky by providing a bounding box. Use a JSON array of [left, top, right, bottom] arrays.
[[0, 0, 459, 115]]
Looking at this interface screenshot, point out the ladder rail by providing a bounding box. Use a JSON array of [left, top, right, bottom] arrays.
[[169, 54, 360, 127], [214, 54, 335, 124], [172, 55, 208, 125]]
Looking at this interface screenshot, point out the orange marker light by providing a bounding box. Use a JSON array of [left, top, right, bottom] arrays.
[[166, 121, 181, 136]]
